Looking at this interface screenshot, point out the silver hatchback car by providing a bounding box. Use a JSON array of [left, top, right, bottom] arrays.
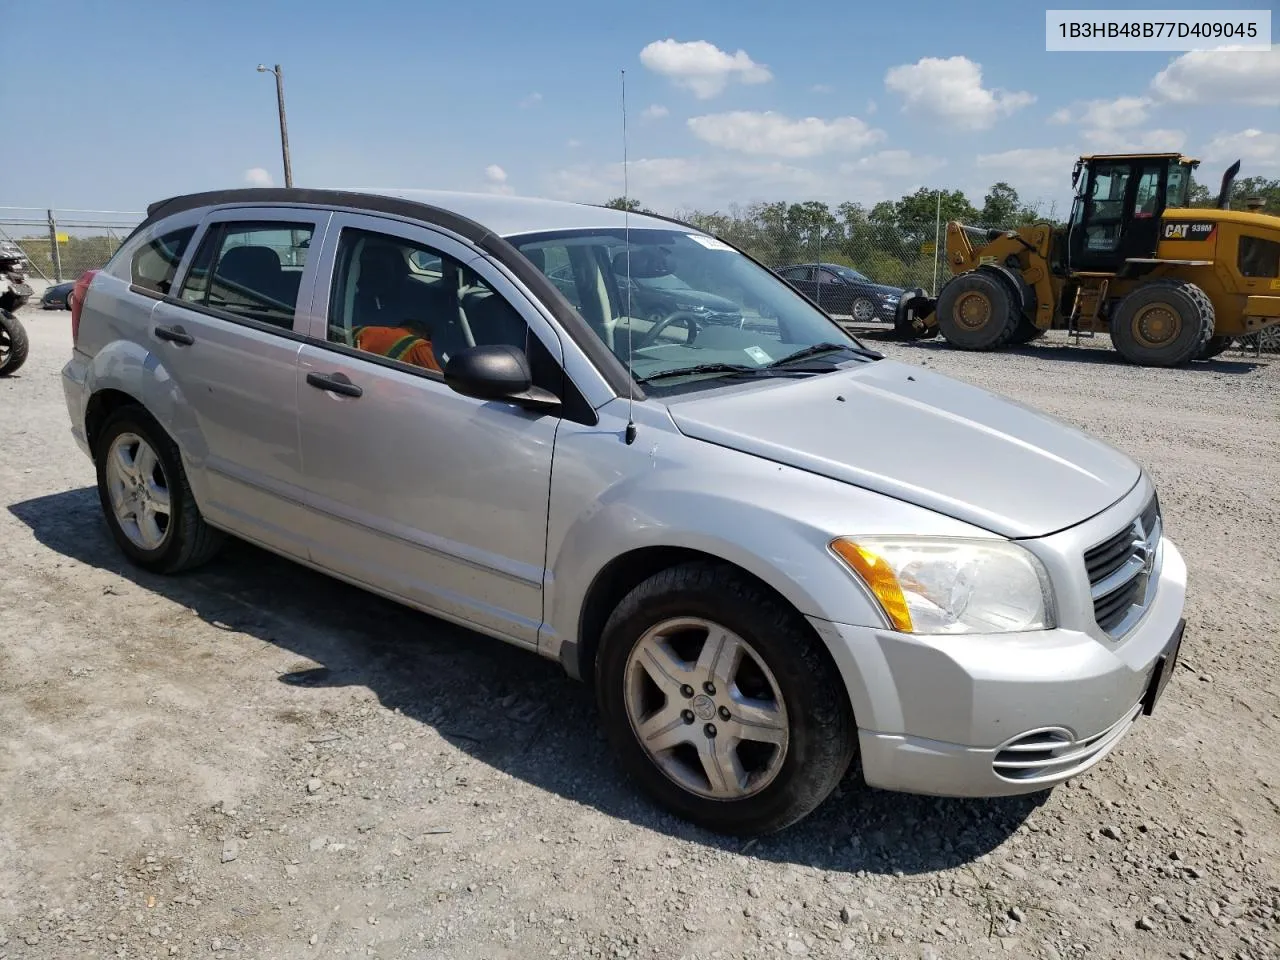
[[61, 188, 1187, 834]]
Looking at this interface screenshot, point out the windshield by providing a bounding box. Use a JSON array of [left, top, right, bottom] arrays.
[[509, 227, 866, 388]]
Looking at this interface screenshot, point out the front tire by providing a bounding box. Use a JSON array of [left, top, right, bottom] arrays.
[[93, 406, 223, 574], [1109, 279, 1214, 367], [0, 309, 30, 376], [595, 562, 855, 835], [935, 272, 1018, 350]]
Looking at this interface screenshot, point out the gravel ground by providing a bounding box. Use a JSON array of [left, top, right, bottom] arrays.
[[1, 306, 1277, 960]]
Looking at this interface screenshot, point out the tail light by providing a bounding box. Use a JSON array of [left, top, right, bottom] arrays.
[[70, 269, 98, 346]]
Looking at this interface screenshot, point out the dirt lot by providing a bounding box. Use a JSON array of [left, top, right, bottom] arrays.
[[1, 305, 1277, 960]]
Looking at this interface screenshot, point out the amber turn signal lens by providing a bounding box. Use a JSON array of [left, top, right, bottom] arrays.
[[830, 539, 914, 632]]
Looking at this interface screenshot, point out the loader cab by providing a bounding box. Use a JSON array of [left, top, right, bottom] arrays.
[[1066, 153, 1199, 272]]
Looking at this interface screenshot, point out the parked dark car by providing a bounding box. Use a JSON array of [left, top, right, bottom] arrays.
[[611, 250, 744, 327], [42, 280, 76, 310], [776, 262, 902, 323]]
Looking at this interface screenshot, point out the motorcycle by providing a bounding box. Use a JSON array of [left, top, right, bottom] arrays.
[[0, 240, 33, 376]]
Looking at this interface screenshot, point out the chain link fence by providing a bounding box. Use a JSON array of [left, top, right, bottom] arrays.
[[0, 208, 142, 284], [2, 200, 1273, 353]]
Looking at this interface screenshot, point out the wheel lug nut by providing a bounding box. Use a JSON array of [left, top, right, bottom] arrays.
[[703, 682, 716, 695], [703, 723, 717, 738], [718, 706, 731, 721], [681, 710, 695, 724], [680, 684, 695, 699]]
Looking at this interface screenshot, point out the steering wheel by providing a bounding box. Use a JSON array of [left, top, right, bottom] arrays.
[[635, 310, 700, 349]]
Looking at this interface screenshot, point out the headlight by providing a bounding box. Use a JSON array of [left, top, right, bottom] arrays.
[[830, 537, 1056, 635]]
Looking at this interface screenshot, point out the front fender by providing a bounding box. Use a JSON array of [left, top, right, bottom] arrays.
[[542, 399, 994, 666]]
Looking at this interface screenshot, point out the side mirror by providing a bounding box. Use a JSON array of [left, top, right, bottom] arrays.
[[443, 343, 560, 412]]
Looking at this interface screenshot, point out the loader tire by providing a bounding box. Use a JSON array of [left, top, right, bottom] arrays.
[[893, 289, 938, 340], [1009, 318, 1046, 345], [935, 272, 1018, 350], [1109, 280, 1214, 367], [1194, 336, 1232, 361], [0, 309, 30, 377]]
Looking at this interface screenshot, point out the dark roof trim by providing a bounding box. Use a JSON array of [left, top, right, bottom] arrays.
[[131, 188, 640, 400]]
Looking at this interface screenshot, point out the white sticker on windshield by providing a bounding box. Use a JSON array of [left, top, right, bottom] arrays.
[[744, 346, 771, 364], [686, 233, 734, 251]]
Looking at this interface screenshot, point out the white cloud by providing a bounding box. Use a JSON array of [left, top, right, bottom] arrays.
[[519, 92, 543, 108], [865, 99, 877, 115], [1081, 127, 1187, 153], [839, 150, 947, 179], [641, 104, 669, 120], [1073, 96, 1152, 129], [484, 164, 513, 195], [976, 147, 1079, 187], [1202, 128, 1280, 169], [639, 38, 772, 99], [546, 155, 826, 210], [243, 167, 273, 187], [1151, 46, 1280, 106], [567, 139, 582, 148], [884, 56, 1034, 130], [811, 83, 833, 94], [686, 110, 884, 158], [1048, 107, 1072, 125]]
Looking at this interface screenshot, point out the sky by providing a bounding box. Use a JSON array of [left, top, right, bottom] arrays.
[[6, 0, 1278, 221]]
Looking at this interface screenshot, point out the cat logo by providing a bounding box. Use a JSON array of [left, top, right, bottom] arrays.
[[1163, 221, 1216, 241]]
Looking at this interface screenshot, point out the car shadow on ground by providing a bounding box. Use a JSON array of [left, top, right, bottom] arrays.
[[855, 328, 1269, 372], [11, 486, 1045, 875]]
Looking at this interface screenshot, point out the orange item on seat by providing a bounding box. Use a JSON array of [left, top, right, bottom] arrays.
[[353, 326, 441, 373]]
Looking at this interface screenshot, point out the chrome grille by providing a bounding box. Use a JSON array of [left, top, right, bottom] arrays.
[[1085, 494, 1161, 638]]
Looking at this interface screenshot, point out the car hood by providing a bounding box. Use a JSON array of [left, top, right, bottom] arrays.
[[664, 359, 1140, 539], [866, 283, 903, 298]]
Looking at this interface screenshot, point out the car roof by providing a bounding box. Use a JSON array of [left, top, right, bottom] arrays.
[[140, 187, 690, 242], [350, 189, 682, 238]]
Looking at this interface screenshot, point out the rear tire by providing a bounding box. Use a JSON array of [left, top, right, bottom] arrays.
[[1109, 280, 1214, 367], [93, 405, 224, 574], [935, 272, 1018, 350], [1009, 318, 1046, 345], [1195, 336, 1232, 361], [0, 309, 30, 376], [595, 562, 856, 835]]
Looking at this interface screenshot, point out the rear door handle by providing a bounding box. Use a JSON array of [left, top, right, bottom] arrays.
[[306, 371, 363, 398], [154, 324, 194, 346]]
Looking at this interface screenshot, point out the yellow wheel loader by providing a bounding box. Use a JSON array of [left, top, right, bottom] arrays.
[[893, 153, 1280, 366]]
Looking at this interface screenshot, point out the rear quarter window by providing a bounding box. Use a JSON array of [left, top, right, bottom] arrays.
[[130, 226, 196, 295]]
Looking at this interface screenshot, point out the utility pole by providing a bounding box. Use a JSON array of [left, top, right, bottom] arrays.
[[47, 210, 62, 282], [932, 189, 942, 295], [257, 63, 293, 187]]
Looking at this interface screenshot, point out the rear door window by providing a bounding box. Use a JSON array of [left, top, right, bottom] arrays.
[[178, 222, 314, 328], [131, 227, 196, 295]]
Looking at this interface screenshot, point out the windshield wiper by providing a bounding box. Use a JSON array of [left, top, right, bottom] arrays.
[[635, 362, 759, 384], [768, 341, 883, 367]]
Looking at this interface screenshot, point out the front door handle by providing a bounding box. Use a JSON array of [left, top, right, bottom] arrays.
[[306, 371, 363, 398], [154, 324, 194, 346]]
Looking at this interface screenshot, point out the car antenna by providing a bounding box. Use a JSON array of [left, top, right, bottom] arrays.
[[621, 68, 638, 446]]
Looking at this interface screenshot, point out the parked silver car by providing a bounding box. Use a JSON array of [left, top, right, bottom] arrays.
[[61, 188, 1187, 834]]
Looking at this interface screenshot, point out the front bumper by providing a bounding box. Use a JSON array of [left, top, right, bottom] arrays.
[[807, 537, 1187, 798]]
